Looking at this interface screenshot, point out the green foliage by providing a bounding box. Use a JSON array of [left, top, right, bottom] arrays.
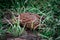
[[7, 17, 25, 37], [0, 0, 60, 40], [0, 21, 6, 40]]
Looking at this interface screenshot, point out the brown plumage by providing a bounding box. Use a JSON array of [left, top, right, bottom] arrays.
[[20, 12, 40, 29]]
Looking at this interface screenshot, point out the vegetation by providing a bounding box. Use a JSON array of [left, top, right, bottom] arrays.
[[0, 0, 60, 40]]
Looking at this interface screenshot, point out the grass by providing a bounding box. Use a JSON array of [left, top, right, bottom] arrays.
[[0, 0, 60, 40], [6, 15, 25, 37]]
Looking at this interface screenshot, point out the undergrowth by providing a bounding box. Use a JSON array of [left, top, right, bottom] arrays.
[[0, 0, 60, 40]]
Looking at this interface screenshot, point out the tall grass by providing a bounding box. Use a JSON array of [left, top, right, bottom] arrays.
[[0, 0, 60, 40], [7, 16, 25, 37]]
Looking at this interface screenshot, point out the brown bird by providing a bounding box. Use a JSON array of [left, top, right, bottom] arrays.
[[19, 12, 40, 29]]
